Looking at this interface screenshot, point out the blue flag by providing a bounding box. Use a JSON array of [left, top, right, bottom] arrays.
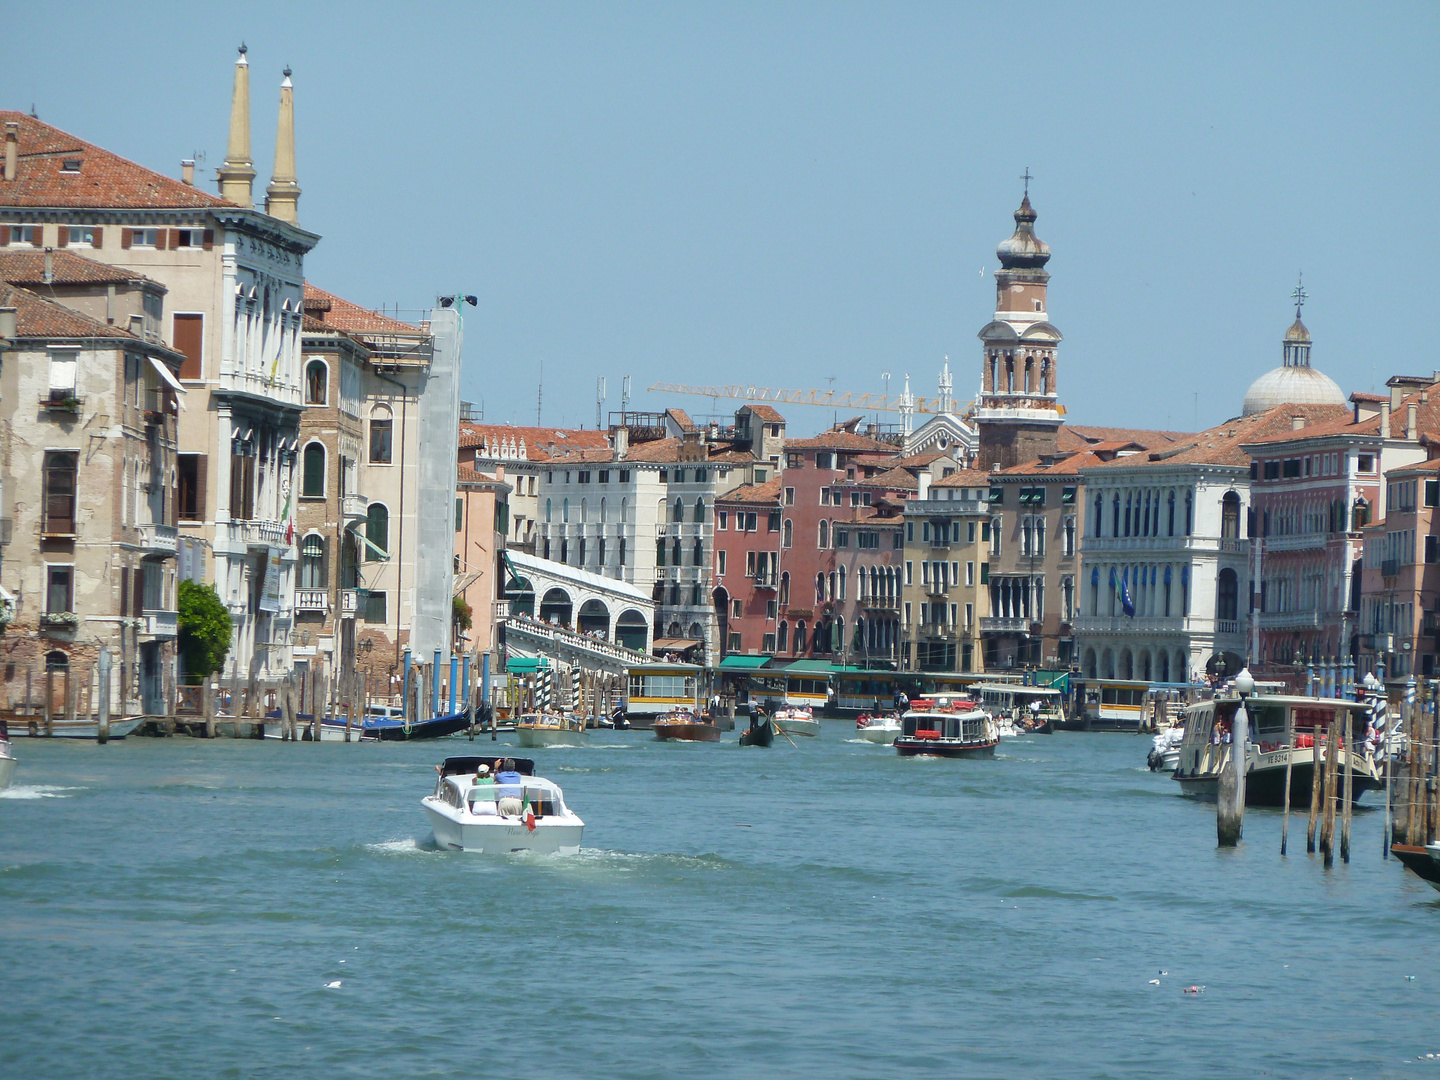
[[1120, 567, 1136, 618]]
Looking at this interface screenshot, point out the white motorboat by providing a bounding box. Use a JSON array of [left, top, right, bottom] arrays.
[[260, 719, 377, 742], [6, 715, 145, 739], [1147, 723, 1185, 772], [855, 712, 901, 744], [0, 721, 14, 790], [423, 755, 584, 854], [894, 695, 999, 758], [515, 713, 587, 748], [772, 707, 820, 738]]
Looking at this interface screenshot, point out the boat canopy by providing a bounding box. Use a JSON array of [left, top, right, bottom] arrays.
[[439, 756, 535, 777]]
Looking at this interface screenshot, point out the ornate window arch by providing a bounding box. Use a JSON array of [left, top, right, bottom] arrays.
[[301, 441, 326, 498], [305, 358, 328, 405]]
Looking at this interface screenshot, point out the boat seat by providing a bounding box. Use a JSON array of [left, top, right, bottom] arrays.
[[498, 796, 524, 817]]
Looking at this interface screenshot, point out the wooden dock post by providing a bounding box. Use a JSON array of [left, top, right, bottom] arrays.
[[1307, 733, 1323, 853], [1281, 741, 1294, 856], [203, 679, 216, 739], [1321, 718, 1340, 866], [1408, 695, 1423, 846], [43, 666, 54, 737], [1341, 716, 1353, 863], [97, 649, 111, 744]]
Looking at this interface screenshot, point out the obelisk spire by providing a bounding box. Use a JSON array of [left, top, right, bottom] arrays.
[[217, 44, 256, 207], [265, 66, 301, 223]]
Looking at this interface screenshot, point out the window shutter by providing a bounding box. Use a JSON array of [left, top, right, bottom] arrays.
[[195, 455, 207, 520], [132, 567, 145, 616], [172, 313, 203, 380], [90, 226, 102, 248], [0, 226, 7, 245], [55, 227, 67, 248], [202, 229, 214, 251], [120, 227, 132, 249], [31, 228, 43, 248], [119, 565, 130, 616], [168, 229, 181, 250]]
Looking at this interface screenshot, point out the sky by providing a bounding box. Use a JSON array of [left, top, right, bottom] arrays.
[[4, 2, 1437, 436]]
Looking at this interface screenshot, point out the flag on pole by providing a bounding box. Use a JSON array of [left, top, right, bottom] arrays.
[[1120, 567, 1136, 618]]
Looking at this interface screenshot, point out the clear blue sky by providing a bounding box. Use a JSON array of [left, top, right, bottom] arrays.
[[5, 2, 1436, 435]]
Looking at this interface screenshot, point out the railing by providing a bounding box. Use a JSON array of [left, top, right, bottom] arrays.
[[342, 494, 368, 523], [137, 522, 178, 555], [224, 519, 289, 549], [1216, 620, 1241, 637], [340, 590, 360, 618], [981, 616, 1031, 632], [753, 574, 777, 589], [503, 612, 654, 665], [216, 369, 303, 408], [1257, 609, 1328, 630], [144, 609, 179, 637], [295, 589, 329, 613], [1262, 532, 1330, 552], [1219, 538, 1247, 553]]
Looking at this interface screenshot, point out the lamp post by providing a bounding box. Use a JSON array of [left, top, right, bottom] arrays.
[[1218, 666, 1255, 846]]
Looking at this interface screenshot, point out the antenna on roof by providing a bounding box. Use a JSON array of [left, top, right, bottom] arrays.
[[28, 104, 37, 119], [537, 358, 543, 426], [622, 375, 631, 413], [596, 376, 607, 430]]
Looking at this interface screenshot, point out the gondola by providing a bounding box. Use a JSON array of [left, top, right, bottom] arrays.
[[739, 712, 774, 747], [364, 709, 473, 741]]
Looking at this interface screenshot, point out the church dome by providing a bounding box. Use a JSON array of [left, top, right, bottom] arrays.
[[1242, 363, 1345, 416], [996, 194, 1051, 270], [1284, 317, 1311, 344]]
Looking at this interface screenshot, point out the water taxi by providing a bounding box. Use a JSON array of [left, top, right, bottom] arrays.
[[652, 708, 721, 742], [515, 713, 587, 748], [0, 720, 14, 790], [854, 712, 901, 744], [976, 683, 1063, 734], [772, 706, 820, 738], [1171, 694, 1382, 806], [422, 755, 584, 854], [894, 695, 998, 758]]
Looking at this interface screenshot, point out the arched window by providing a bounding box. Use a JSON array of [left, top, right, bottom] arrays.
[[368, 404, 393, 463], [778, 621, 788, 652], [780, 571, 790, 605], [819, 520, 829, 548], [302, 441, 325, 498], [599, 498, 606, 523], [562, 498, 570, 523], [1167, 491, 1176, 536], [620, 497, 628, 523], [580, 499, 588, 523], [305, 359, 327, 405], [816, 573, 825, 603], [1216, 567, 1239, 621], [692, 537, 703, 565], [1184, 491, 1193, 536], [673, 497, 684, 523], [545, 498, 552, 523], [672, 537, 681, 566], [838, 565, 846, 600], [1221, 491, 1241, 539], [365, 503, 389, 561], [619, 537, 626, 566], [1111, 495, 1120, 537], [795, 621, 807, 653], [783, 518, 793, 547], [299, 533, 326, 588], [694, 498, 705, 523]]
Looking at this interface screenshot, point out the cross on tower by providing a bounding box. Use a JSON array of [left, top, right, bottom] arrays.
[[1291, 272, 1307, 318], [1020, 167, 1032, 197]]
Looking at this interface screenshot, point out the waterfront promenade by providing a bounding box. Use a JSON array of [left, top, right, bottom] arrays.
[[1, 728, 1434, 1078]]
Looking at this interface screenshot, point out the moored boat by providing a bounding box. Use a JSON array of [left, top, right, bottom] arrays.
[[894, 696, 998, 758], [976, 683, 1062, 735], [1392, 843, 1440, 892], [855, 712, 901, 744], [0, 720, 14, 790], [1172, 694, 1382, 807], [1147, 723, 1185, 772], [5, 714, 145, 739], [515, 713, 587, 748], [652, 708, 721, 742], [364, 709, 472, 741], [772, 707, 820, 738], [422, 755, 584, 854]]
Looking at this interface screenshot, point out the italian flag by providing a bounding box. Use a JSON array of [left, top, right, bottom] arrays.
[[521, 796, 536, 832]]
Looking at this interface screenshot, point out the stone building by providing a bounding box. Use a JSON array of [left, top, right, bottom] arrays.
[[0, 262, 186, 712], [712, 477, 785, 656], [899, 470, 991, 672], [454, 463, 511, 662]]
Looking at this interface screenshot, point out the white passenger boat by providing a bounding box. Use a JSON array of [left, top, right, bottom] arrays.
[[976, 683, 1063, 734], [1147, 723, 1185, 772], [515, 713, 587, 748], [772, 707, 820, 738], [855, 712, 901, 744], [0, 721, 14, 790], [1172, 693, 1383, 806], [422, 756, 584, 854], [894, 695, 998, 758]]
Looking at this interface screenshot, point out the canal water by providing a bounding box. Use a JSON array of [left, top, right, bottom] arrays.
[[2, 727, 1437, 1078]]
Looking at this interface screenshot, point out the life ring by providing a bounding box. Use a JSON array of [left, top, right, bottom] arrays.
[[28, 719, 38, 737]]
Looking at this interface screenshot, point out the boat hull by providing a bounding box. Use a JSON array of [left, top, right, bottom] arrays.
[[774, 717, 820, 738], [856, 723, 900, 744], [424, 800, 583, 854], [364, 712, 472, 741], [653, 721, 721, 742], [7, 716, 144, 739], [1392, 844, 1440, 891], [0, 751, 13, 790], [1174, 756, 1381, 807], [739, 719, 773, 747], [894, 736, 998, 758], [262, 721, 376, 742], [515, 726, 587, 748]]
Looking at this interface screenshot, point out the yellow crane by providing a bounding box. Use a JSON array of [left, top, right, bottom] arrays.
[[646, 381, 963, 415]]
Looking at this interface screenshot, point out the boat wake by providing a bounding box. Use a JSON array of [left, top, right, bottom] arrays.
[[0, 784, 80, 800], [364, 837, 442, 856]]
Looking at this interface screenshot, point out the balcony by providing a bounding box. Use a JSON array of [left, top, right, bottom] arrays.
[[1382, 558, 1399, 578], [753, 573, 777, 589], [39, 611, 79, 632], [215, 368, 302, 410], [1262, 532, 1329, 553], [143, 609, 178, 638], [295, 589, 329, 613], [137, 522, 178, 557], [342, 493, 368, 526], [340, 589, 360, 619], [1257, 609, 1329, 631], [981, 616, 1032, 634], [223, 518, 289, 550]]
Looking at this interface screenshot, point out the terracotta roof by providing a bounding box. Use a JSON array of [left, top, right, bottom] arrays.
[[0, 281, 140, 340], [784, 430, 896, 452], [1058, 424, 1190, 451], [739, 404, 785, 423], [665, 407, 697, 433], [717, 477, 784, 505], [460, 422, 609, 461], [862, 466, 920, 491], [1387, 458, 1440, 477], [303, 283, 421, 339], [0, 248, 162, 288], [1086, 404, 1350, 471], [931, 468, 996, 488], [1350, 392, 1388, 404], [0, 111, 232, 210], [885, 450, 948, 469]]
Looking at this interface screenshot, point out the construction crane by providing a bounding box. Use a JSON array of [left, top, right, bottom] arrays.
[[646, 381, 963, 416]]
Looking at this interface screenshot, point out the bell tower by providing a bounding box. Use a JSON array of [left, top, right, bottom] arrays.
[[975, 177, 1064, 469]]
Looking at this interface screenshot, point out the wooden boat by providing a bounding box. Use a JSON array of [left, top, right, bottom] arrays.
[[363, 709, 472, 741], [739, 713, 774, 747], [1392, 843, 1440, 892], [652, 708, 721, 742], [1172, 694, 1382, 807], [894, 696, 998, 758], [423, 755, 584, 854], [6, 714, 145, 739], [515, 713, 587, 748]]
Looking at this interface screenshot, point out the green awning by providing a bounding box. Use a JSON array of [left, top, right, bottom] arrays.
[[501, 550, 532, 594], [506, 657, 552, 674], [719, 655, 772, 670], [782, 659, 835, 674]]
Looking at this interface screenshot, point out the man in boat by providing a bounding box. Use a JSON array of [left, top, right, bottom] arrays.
[[496, 758, 522, 785]]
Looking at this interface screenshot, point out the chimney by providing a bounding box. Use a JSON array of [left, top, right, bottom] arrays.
[[0, 307, 16, 341], [3, 122, 17, 182], [216, 45, 256, 207], [1391, 384, 1404, 412], [181, 159, 195, 186], [1290, 414, 1306, 431], [264, 67, 301, 223], [1407, 402, 1419, 440], [918, 473, 932, 500], [42, 249, 53, 284], [1381, 401, 1391, 439], [614, 426, 629, 461]]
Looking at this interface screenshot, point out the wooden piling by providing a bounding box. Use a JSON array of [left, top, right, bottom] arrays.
[[1281, 738, 1294, 856], [203, 679, 216, 739], [1307, 735, 1323, 853], [43, 666, 54, 737], [1341, 715, 1353, 863], [1408, 695, 1424, 846], [1321, 718, 1339, 867]]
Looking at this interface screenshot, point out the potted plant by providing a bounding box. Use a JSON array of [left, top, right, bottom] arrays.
[[40, 610, 79, 630]]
